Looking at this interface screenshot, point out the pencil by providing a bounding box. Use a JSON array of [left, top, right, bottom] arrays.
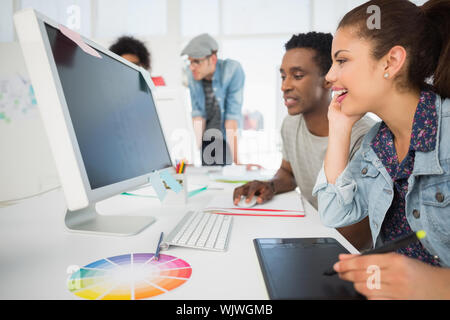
[[179, 161, 185, 174], [323, 230, 427, 276], [154, 232, 164, 261]]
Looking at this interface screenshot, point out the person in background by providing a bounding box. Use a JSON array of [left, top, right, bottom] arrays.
[[233, 32, 376, 251], [110, 36, 151, 72], [181, 33, 245, 166], [313, 0, 450, 299]]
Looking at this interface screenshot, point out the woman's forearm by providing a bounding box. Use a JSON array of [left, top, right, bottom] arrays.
[[324, 127, 352, 184]]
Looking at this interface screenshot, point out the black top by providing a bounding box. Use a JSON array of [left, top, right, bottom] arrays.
[[202, 79, 221, 132]]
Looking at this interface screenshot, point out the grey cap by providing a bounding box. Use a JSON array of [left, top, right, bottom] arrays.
[[181, 33, 218, 59]]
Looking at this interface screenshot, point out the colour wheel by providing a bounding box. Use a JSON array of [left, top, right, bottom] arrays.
[[67, 253, 192, 300]]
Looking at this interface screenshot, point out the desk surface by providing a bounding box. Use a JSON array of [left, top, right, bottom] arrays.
[[0, 169, 357, 299]]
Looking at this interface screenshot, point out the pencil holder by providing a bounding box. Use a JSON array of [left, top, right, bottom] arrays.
[[162, 173, 188, 205]]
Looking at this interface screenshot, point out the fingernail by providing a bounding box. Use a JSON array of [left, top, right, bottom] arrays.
[[333, 262, 340, 272]]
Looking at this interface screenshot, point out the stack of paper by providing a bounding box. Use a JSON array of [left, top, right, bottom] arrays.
[[204, 192, 305, 217]]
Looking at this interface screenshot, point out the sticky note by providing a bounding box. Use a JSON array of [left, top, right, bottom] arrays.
[[149, 172, 167, 201], [59, 25, 102, 59], [160, 171, 183, 193]]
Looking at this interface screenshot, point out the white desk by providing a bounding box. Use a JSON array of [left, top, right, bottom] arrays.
[[0, 169, 357, 300]]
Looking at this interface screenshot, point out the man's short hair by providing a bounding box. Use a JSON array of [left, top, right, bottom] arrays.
[[284, 32, 333, 76], [109, 36, 151, 71]]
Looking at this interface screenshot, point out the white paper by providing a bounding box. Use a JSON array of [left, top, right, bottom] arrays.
[[205, 192, 305, 217]]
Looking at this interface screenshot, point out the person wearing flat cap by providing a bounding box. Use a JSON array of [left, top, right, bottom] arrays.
[[181, 33, 245, 166]]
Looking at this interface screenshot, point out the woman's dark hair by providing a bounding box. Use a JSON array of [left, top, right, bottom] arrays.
[[338, 0, 450, 98], [109, 36, 151, 71], [284, 32, 333, 76]]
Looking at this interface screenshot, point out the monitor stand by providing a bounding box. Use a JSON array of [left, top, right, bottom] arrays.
[[64, 204, 155, 236]]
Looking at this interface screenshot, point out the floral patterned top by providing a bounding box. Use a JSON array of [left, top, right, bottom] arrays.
[[371, 90, 440, 266]]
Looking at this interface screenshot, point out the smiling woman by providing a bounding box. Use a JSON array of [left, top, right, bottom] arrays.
[[313, 0, 450, 300], [326, 31, 383, 117]]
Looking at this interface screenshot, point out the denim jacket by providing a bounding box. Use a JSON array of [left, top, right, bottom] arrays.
[[187, 58, 245, 134], [312, 94, 450, 267]]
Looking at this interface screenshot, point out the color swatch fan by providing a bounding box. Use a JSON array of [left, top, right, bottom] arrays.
[[67, 253, 192, 300]]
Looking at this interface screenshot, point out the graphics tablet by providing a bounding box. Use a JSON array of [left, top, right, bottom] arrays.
[[254, 238, 364, 300]]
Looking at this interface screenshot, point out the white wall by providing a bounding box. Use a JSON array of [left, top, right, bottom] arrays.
[[0, 43, 60, 202]]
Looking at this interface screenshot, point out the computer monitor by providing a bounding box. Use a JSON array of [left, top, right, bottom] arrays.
[[14, 9, 173, 236]]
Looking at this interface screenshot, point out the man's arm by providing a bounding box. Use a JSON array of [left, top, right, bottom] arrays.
[[271, 159, 297, 195], [223, 62, 245, 122], [225, 119, 238, 164], [223, 62, 245, 164]]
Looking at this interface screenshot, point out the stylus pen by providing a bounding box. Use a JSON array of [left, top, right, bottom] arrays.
[[323, 230, 427, 276], [154, 232, 164, 261]]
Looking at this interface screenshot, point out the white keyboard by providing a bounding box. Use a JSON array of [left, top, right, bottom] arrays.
[[163, 211, 233, 252]]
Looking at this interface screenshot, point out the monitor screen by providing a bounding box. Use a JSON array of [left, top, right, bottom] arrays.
[[45, 24, 172, 190]]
